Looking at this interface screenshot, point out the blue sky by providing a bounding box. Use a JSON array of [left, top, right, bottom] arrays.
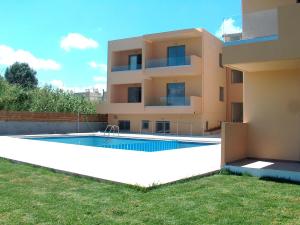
[[0, 0, 241, 92]]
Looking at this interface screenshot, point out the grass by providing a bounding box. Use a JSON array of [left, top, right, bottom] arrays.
[[0, 159, 299, 225]]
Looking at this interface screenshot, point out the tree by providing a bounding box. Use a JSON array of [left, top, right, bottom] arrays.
[[5, 62, 38, 89]]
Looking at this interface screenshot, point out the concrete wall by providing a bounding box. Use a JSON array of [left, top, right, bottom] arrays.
[[0, 121, 107, 136], [202, 31, 227, 128], [221, 122, 248, 166], [244, 69, 300, 161], [226, 68, 243, 121], [243, 0, 296, 14], [144, 76, 202, 105], [147, 37, 202, 59], [111, 83, 142, 103], [108, 114, 203, 135]]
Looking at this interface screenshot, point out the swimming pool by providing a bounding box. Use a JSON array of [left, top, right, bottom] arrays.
[[28, 136, 215, 152]]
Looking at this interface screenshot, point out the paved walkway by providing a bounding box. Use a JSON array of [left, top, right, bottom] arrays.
[[0, 133, 221, 187]]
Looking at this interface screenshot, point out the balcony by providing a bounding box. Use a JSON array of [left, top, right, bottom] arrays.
[[223, 9, 278, 47], [145, 96, 202, 114], [223, 5, 300, 72], [96, 103, 144, 114], [144, 55, 202, 77]]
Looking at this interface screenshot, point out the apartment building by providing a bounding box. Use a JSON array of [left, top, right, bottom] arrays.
[[222, 0, 300, 162], [97, 29, 227, 135]]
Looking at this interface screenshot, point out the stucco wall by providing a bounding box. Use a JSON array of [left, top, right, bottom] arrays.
[[243, 0, 296, 14], [226, 68, 243, 121], [221, 122, 248, 165], [202, 31, 226, 128], [147, 37, 202, 60], [111, 83, 142, 103], [244, 69, 300, 161], [144, 76, 202, 106], [108, 114, 204, 135]]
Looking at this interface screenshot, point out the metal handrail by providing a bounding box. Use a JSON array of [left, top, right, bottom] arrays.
[[103, 125, 119, 136]]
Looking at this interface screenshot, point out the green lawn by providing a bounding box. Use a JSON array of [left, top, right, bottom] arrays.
[[0, 158, 299, 225]]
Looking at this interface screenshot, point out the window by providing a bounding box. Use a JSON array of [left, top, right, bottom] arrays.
[[128, 54, 142, 70], [219, 53, 223, 68], [167, 83, 186, 106], [231, 70, 243, 83], [156, 121, 170, 133], [232, 103, 243, 122], [128, 87, 141, 103], [142, 120, 149, 130], [219, 87, 224, 102], [167, 45, 186, 66], [118, 120, 130, 131]]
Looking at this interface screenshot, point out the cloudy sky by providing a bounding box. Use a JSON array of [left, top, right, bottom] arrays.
[[0, 0, 241, 92]]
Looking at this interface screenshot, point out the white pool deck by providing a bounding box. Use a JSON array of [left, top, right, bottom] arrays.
[[0, 133, 221, 187]]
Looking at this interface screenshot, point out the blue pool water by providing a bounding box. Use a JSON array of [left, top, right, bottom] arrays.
[[28, 136, 215, 152]]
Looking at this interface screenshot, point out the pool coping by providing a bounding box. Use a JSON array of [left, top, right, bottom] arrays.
[[0, 133, 221, 187]]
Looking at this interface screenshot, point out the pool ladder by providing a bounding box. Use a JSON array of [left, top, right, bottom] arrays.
[[103, 125, 120, 136]]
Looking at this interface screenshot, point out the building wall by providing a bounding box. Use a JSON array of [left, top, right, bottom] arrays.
[[108, 114, 203, 135], [226, 68, 243, 121], [144, 76, 202, 105], [147, 37, 202, 59], [202, 31, 227, 128], [110, 83, 142, 103], [244, 69, 300, 161], [243, 0, 296, 14]]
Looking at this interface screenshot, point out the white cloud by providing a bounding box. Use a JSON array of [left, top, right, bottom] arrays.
[[0, 45, 61, 70], [215, 18, 242, 39], [88, 61, 107, 72], [60, 33, 99, 51]]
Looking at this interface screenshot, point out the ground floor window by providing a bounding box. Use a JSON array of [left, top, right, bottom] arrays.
[[156, 121, 170, 133], [231, 102, 243, 122], [141, 120, 149, 130], [118, 120, 130, 131]]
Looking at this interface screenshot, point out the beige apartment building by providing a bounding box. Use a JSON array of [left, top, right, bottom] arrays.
[[97, 29, 241, 135], [222, 0, 300, 162]]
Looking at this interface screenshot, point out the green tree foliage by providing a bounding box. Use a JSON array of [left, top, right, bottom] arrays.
[[0, 79, 96, 114], [4, 62, 38, 89]]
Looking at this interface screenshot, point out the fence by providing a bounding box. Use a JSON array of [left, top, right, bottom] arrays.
[[139, 120, 206, 136], [0, 111, 108, 135]]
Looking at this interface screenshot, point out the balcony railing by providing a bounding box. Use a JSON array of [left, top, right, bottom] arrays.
[[146, 97, 191, 106], [145, 56, 191, 69], [111, 64, 142, 72], [223, 9, 279, 46]]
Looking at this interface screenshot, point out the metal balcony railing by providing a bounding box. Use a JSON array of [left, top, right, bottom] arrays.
[[146, 96, 191, 106], [111, 64, 142, 72], [145, 56, 191, 69]]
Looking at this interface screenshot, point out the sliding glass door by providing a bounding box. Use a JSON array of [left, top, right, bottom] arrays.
[[167, 83, 185, 106], [167, 45, 186, 66]]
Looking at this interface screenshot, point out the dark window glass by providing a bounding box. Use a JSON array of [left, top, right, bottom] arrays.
[[142, 120, 149, 130], [167, 83, 185, 106], [167, 45, 186, 66], [231, 70, 243, 83], [219, 87, 224, 102], [128, 87, 141, 103], [232, 103, 243, 122], [118, 120, 130, 131], [219, 53, 223, 68], [156, 121, 170, 133], [128, 54, 142, 70]]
